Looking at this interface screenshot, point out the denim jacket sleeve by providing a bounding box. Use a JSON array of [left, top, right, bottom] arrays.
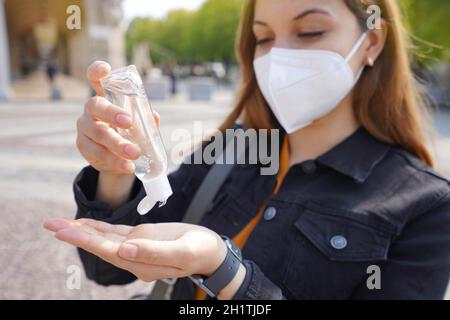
[[231, 260, 286, 300], [73, 159, 210, 286]]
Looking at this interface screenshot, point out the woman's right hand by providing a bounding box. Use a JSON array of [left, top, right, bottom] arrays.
[[76, 61, 160, 209], [76, 61, 160, 176]]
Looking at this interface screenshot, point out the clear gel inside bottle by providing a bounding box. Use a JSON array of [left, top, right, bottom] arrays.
[[101, 65, 172, 215]]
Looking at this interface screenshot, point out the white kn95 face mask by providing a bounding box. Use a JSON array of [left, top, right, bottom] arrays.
[[253, 32, 368, 134]]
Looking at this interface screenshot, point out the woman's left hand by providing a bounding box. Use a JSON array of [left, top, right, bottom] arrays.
[[43, 218, 230, 283]]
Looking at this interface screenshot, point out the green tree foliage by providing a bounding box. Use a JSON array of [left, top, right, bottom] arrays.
[[126, 0, 242, 65], [187, 0, 242, 64], [401, 0, 450, 64], [126, 18, 165, 62]]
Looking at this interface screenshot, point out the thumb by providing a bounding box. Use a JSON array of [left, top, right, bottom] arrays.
[[118, 239, 185, 268]]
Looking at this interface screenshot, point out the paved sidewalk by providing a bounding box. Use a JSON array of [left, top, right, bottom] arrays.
[[10, 71, 90, 102]]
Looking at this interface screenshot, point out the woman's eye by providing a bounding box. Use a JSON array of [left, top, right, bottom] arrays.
[[255, 31, 325, 46], [298, 31, 325, 38], [255, 38, 273, 46]]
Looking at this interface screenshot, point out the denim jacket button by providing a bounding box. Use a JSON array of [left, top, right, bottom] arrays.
[[263, 206, 277, 221], [330, 235, 347, 250]]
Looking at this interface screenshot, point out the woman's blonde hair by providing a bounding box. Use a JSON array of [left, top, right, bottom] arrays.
[[219, 0, 434, 167]]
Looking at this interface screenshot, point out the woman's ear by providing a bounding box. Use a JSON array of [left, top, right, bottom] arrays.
[[365, 19, 388, 66]]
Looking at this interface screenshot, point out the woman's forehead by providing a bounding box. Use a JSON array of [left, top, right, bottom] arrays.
[[253, 0, 347, 21]]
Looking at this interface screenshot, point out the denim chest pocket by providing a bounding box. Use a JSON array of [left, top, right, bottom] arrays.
[[295, 209, 392, 261], [282, 202, 395, 299]]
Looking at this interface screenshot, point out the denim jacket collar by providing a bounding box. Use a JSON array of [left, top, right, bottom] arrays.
[[316, 127, 391, 183]]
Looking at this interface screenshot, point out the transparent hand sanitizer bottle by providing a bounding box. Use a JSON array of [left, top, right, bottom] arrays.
[[101, 65, 172, 215]]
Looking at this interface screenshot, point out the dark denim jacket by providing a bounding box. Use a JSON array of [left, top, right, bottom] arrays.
[[74, 127, 450, 300]]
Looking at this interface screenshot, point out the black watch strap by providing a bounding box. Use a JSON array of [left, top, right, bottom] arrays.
[[190, 236, 242, 297]]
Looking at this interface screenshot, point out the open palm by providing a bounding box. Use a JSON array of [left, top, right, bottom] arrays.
[[44, 218, 227, 282]]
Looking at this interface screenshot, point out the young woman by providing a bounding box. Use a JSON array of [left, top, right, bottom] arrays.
[[44, 0, 450, 299]]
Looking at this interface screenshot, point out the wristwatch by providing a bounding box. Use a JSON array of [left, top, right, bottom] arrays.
[[189, 235, 243, 298]]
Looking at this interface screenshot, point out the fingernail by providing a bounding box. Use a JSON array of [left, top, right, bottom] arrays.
[[116, 114, 132, 127], [43, 218, 70, 231], [120, 243, 138, 258], [97, 61, 109, 70], [124, 144, 140, 158]]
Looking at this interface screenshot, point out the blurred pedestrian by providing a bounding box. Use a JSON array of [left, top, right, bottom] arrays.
[[46, 60, 61, 101]]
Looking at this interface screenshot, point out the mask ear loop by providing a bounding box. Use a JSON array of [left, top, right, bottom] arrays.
[[345, 32, 368, 63], [345, 32, 368, 83]]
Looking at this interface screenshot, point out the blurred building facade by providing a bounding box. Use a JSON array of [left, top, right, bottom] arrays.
[[0, 0, 126, 100]]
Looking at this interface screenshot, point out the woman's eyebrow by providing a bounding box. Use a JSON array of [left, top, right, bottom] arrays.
[[254, 8, 331, 26], [292, 8, 331, 21], [253, 20, 268, 27]]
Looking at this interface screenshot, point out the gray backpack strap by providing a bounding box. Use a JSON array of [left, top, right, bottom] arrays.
[[181, 163, 234, 225], [183, 130, 255, 225], [147, 278, 176, 300]]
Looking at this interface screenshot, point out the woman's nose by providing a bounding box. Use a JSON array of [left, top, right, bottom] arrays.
[[272, 35, 300, 50]]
